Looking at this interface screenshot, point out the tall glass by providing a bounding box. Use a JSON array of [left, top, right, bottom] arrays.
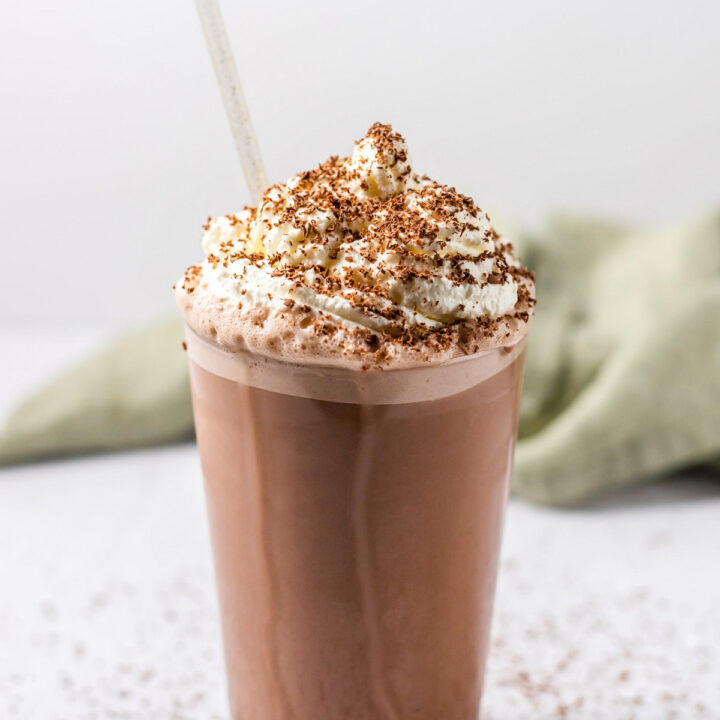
[[186, 327, 527, 720]]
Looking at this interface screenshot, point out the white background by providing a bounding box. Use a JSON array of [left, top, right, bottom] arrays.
[[1, 0, 719, 326]]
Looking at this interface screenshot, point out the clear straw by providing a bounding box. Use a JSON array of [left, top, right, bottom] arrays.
[[194, 0, 268, 204]]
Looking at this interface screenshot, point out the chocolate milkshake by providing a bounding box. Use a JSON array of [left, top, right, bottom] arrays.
[[176, 123, 535, 720]]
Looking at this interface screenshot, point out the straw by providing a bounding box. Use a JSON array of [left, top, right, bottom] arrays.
[[194, 0, 268, 204]]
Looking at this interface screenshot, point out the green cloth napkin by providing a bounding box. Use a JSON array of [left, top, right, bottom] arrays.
[[0, 322, 192, 463], [2, 210, 719, 506], [511, 210, 720, 504]]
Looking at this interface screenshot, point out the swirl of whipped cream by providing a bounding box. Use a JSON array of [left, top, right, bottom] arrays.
[[176, 123, 534, 367]]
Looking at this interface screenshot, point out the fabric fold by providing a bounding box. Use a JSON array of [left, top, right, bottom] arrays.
[[0, 321, 193, 465]]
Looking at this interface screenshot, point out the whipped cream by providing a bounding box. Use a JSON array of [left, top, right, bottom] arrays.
[[177, 123, 534, 368]]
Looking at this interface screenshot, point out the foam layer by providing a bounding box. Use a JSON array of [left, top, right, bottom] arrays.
[[176, 123, 535, 368], [185, 326, 526, 405]]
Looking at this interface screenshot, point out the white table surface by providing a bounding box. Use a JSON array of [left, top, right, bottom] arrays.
[[1, 325, 719, 720]]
